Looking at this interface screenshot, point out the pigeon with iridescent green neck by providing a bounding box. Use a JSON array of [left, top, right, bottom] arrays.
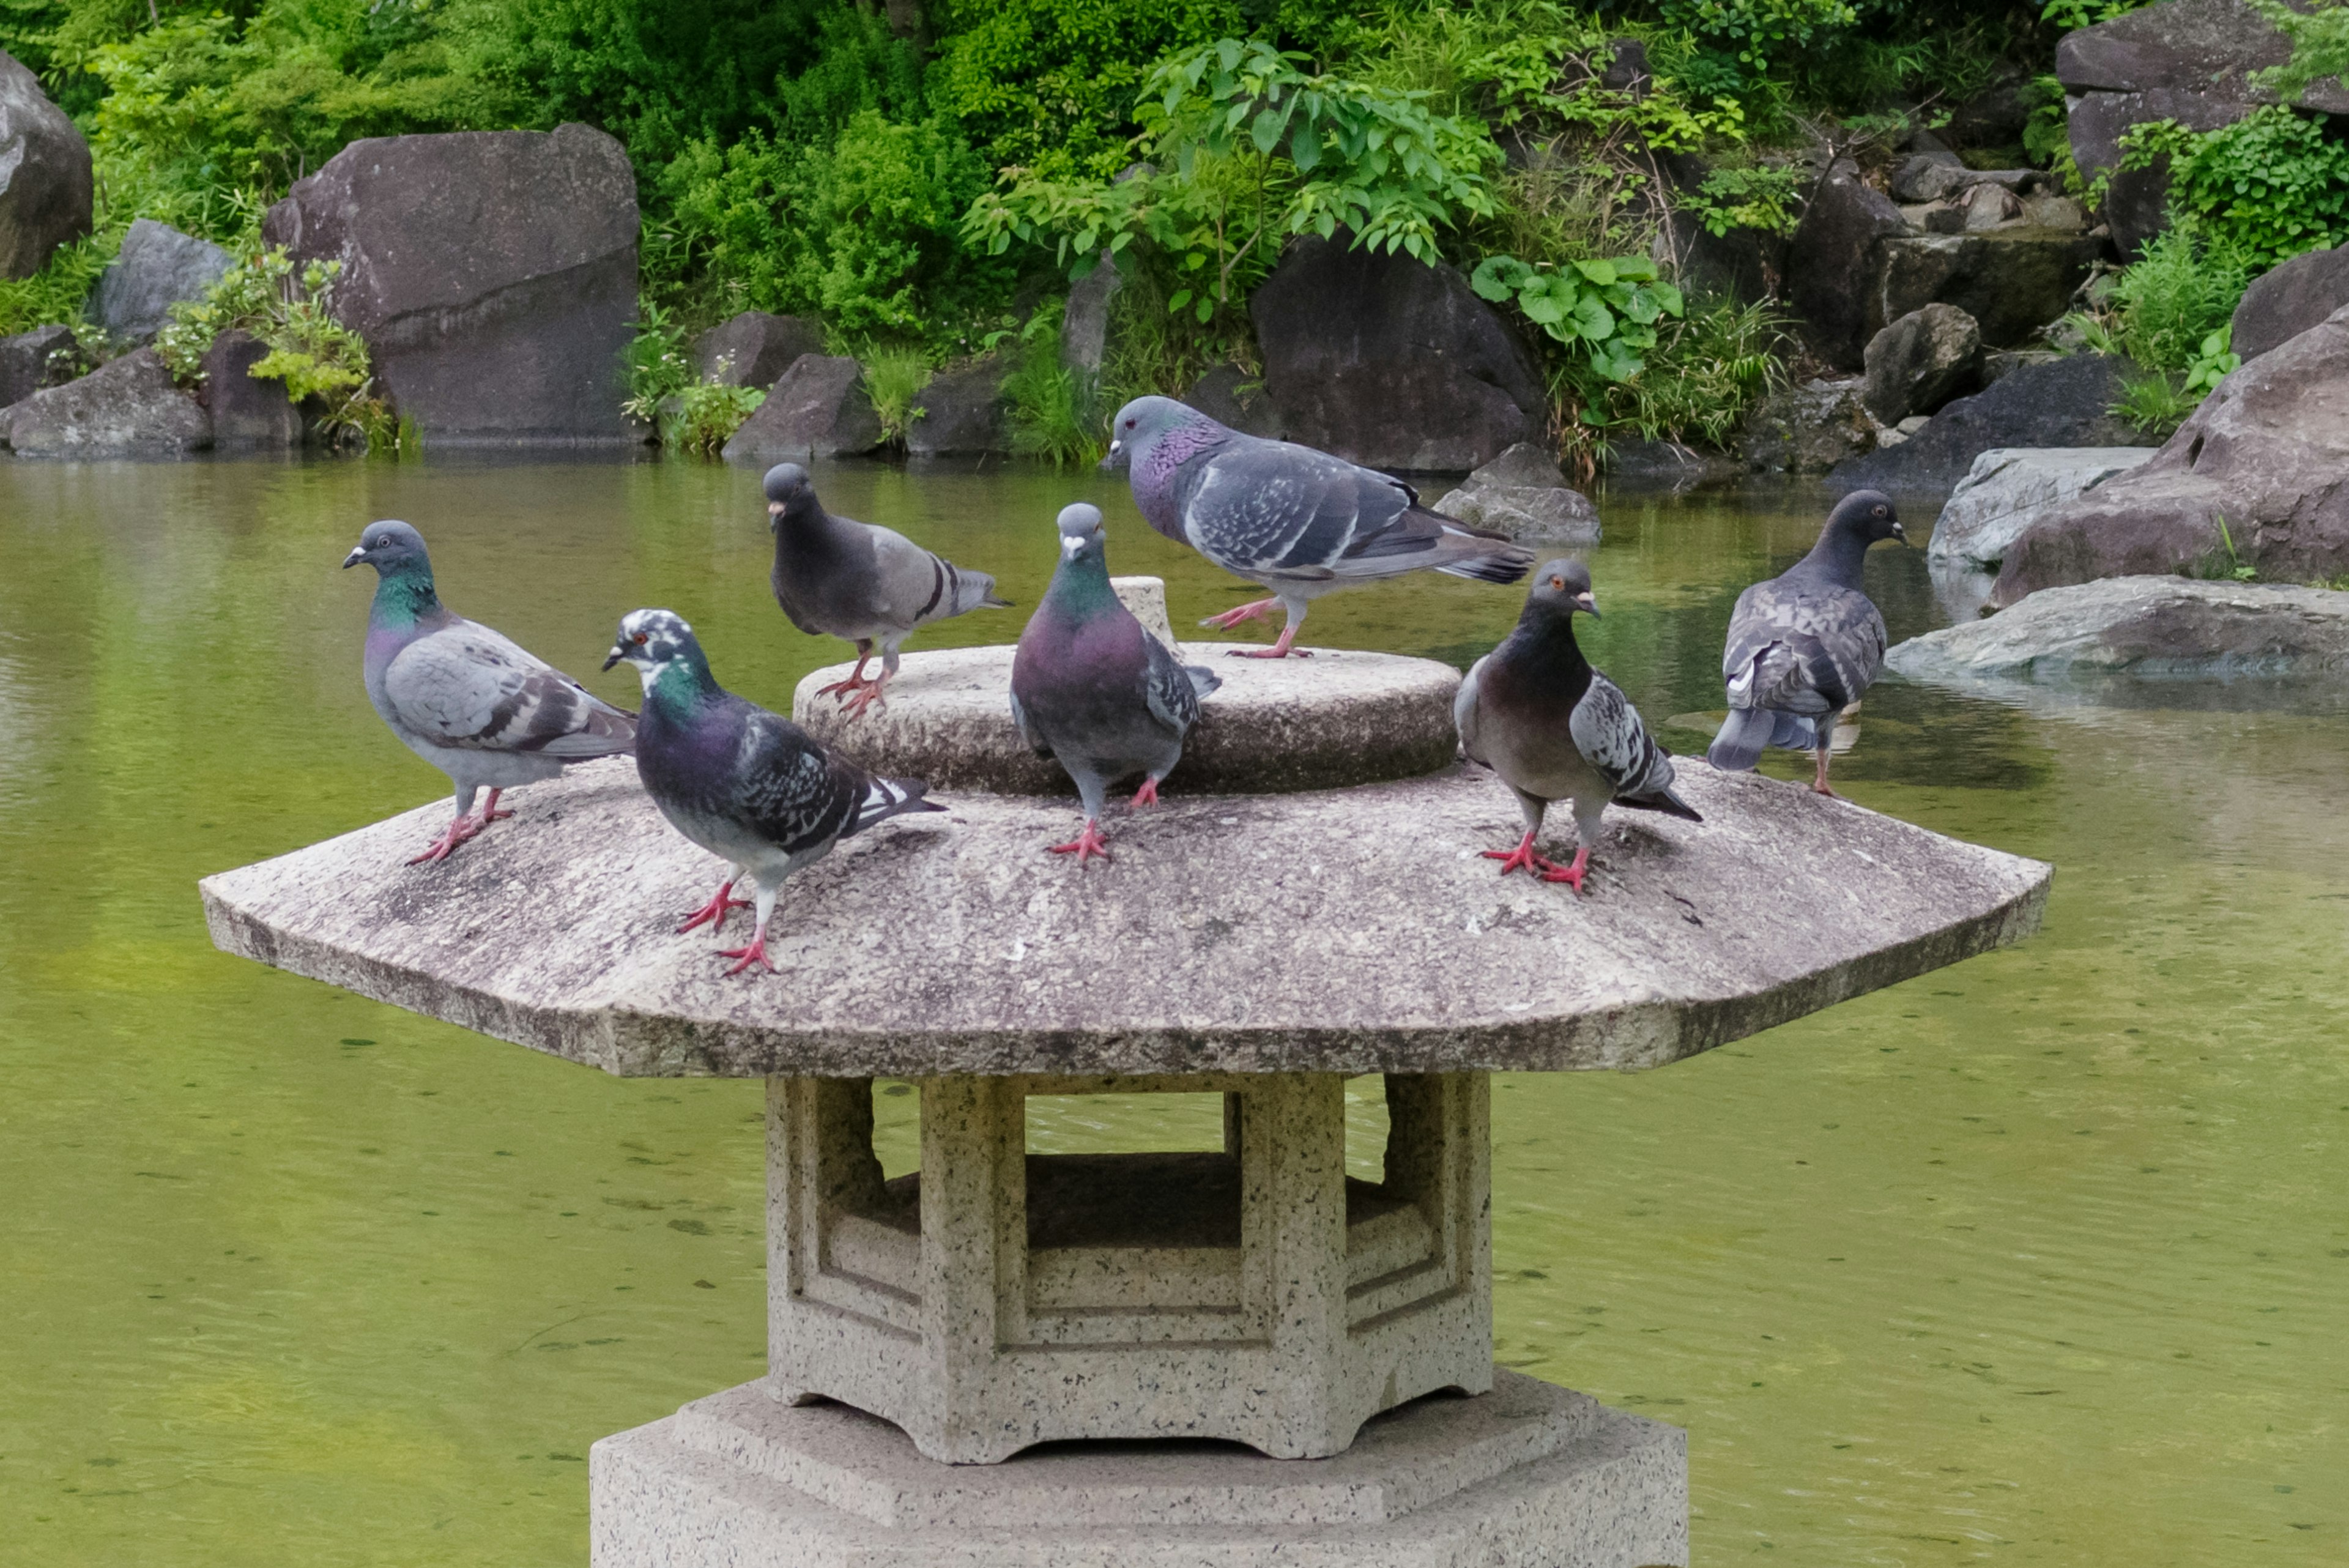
[[344, 521, 635, 865]]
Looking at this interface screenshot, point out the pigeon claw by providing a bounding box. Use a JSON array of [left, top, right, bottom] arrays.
[[718, 926, 777, 976], [1536, 847, 1592, 894], [677, 879, 752, 935], [833, 672, 891, 719], [407, 811, 491, 866], [1047, 819, 1112, 863], [1131, 778, 1160, 809], [1482, 832, 1578, 886], [1199, 597, 1278, 631]]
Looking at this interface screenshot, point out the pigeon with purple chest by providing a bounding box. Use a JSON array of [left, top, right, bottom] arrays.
[[1100, 396, 1534, 658], [344, 521, 636, 865], [606, 609, 943, 976], [1009, 504, 1221, 863]]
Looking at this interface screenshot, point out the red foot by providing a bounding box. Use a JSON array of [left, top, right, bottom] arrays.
[[1131, 778, 1160, 809], [1481, 831, 1586, 890], [1230, 619, 1310, 658], [1200, 597, 1277, 631], [834, 671, 890, 718], [1047, 819, 1112, 863], [677, 878, 752, 935], [1543, 847, 1592, 894], [408, 810, 491, 865], [819, 650, 885, 716], [718, 924, 776, 976], [479, 788, 514, 823]]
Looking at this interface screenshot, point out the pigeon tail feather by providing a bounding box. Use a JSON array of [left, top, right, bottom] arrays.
[[845, 775, 948, 838], [1708, 708, 1817, 770], [1616, 784, 1704, 823], [1181, 664, 1223, 699]]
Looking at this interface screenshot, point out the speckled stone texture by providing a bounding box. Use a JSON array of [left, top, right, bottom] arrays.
[[790, 643, 1463, 795], [590, 1369, 1688, 1567]]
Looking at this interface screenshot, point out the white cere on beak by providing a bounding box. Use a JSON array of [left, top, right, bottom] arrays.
[[1060, 533, 1087, 559]]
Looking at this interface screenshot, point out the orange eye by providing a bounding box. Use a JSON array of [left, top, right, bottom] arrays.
[[1549, 576, 1564, 589], [632, 632, 648, 645]]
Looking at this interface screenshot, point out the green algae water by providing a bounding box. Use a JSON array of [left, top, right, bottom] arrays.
[[2, 456, 2344, 1566]]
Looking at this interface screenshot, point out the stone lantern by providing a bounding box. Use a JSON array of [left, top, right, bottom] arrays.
[[202, 615, 2047, 1568]]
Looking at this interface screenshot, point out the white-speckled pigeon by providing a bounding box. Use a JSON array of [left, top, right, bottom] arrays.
[[1707, 490, 1906, 795], [765, 462, 1011, 716], [1455, 559, 1699, 893], [345, 521, 636, 865], [604, 609, 944, 975], [1100, 395, 1534, 658], [1009, 503, 1222, 863]]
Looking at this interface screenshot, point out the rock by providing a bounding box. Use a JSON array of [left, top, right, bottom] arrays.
[[1829, 355, 2141, 494], [1788, 160, 1910, 369], [1745, 377, 1876, 474], [1600, 37, 1650, 94], [1991, 305, 2349, 603], [1252, 233, 1545, 472], [1107, 576, 1176, 648], [2020, 194, 2088, 232], [1662, 209, 1787, 305], [1984, 347, 2062, 384], [1603, 438, 1743, 488], [1434, 442, 1601, 544], [1862, 303, 1983, 425], [1890, 152, 1965, 204], [0, 322, 74, 409], [0, 51, 92, 280], [1926, 447, 2158, 568], [2232, 241, 2349, 362], [906, 355, 1009, 457], [721, 354, 881, 461], [89, 220, 232, 344], [1877, 232, 2107, 349], [693, 312, 821, 388], [1184, 363, 1283, 439], [1888, 576, 2349, 680], [1, 346, 209, 455], [1901, 201, 1967, 235], [199, 329, 302, 449], [1942, 80, 2033, 152], [2065, 87, 2247, 256], [1961, 184, 2023, 230], [264, 124, 639, 442], [1059, 253, 1121, 380]]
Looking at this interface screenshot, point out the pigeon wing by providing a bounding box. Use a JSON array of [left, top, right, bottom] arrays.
[[866, 523, 1004, 633], [1140, 635, 1203, 735], [382, 621, 634, 757], [1008, 689, 1053, 758], [1180, 440, 1398, 574], [1568, 671, 1673, 800], [1453, 655, 1490, 765]]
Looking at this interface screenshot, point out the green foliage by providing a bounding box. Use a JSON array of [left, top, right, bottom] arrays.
[[2248, 0, 2349, 110], [2100, 228, 2251, 373], [2112, 367, 2198, 435], [1685, 163, 1805, 236], [1657, 0, 1857, 94], [2038, 0, 2150, 29], [1469, 253, 1683, 382], [2206, 513, 2261, 582], [152, 246, 389, 442], [2183, 323, 2240, 397], [1595, 291, 1787, 448], [2123, 106, 2349, 270], [667, 378, 766, 455], [861, 345, 933, 448], [999, 310, 1102, 464], [620, 300, 697, 418]]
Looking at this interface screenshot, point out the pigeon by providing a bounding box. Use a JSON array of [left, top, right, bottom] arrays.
[[1707, 490, 1906, 796], [344, 521, 636, 865], [1455, 559, 1699, 893], [604, 609, 944, 975], [1099, 395, 1534, 658], [1009, 503, 1222, 863], [764, 462, 1011, 716]]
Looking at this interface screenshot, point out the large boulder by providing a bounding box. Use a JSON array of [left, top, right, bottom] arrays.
[[1888, 577, 2349, 681], [2232, 241, 2349, 362], [263, 124, 639, 443], [1, 347, 209, 455], [693, 311, 821, 388], [89, 220, 233, 344], [1787, 160, 1910, 369], [1059, 253, 1121, 381], [1745, 377, 1876, 474], [906, 355, 1010, 457], [1433, 442, 1601, 544], [1991, 305, 2349, 604], [721, 354, 881, 462], [1185, 363, 1283, 439], [1927, 447, 2158, 569], [1862, 303, 1983, 425], [199, 329, 302, 449], [1829, 355, 2140, 494], [1876, 231, 2106, 349], [0, 322, 74, 409], [1603, 438, 1743, 488], [1252, 234, 1545, 472], [0, 51, 91, 280]]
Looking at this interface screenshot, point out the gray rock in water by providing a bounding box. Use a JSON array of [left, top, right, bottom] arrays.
[[1746, 378, 1876, 474], [1252, 232, 1545, 471], [1863, 303, 1983, 425], [1788, 160, 1910, 370], [1991, 305, 2349, 604], [264, 124, 639, 442], [2, 346, 209, 455], [0, 51, 92, 280], [1434, 442, 1600, 543], [0, 322, 75, 408], [694, 311, 822, 389], [1603, 438, 1742, 488], [89, 220, 232, 344], [2232, 242, 2349, 363], [1877, 231, 2107, 350], [1183, 363, 1282, 439], [199, 328, 302, 449], [907, 355, 1010, 457], [1928, 447, 2158, 569], [722, 354, 881, 461], [1888, 576, 2349, 681], [1830, 355, 2140, 494]]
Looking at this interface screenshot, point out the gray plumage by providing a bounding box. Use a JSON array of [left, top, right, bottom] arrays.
[[765, 461, 1010, 712], [1456, 559, 1697, 891], [1708, 490, 1906, 793], [345, 521, 635, 864]]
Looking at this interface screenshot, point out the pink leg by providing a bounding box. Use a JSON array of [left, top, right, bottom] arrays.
[[1811, 745, 1839, 798], [1200, 597, 1277, 631], [1047, 819, 1112, 863], [818, 648, 879, 708], [407, 810, 491, 866], [718, 920, 776, 976], [837, 664, 891, 718], [677, 877, 752, 935], [1539, 845, 1592, 894], [1131, 778, 1160, 809], [1231, 615, 1311, 659], [479, 787, 513, 823], [1480, 830, 1575, 882]]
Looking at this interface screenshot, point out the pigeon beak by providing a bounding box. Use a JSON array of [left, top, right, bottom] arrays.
[[601, 645, 626, 672], [1098, 440, 1128, 474], [1575, 593, 1600, 617], [1890, 521, 1909, 544], [341, 546, 366, 570]]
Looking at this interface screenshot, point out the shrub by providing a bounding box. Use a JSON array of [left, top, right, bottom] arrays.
[[153, 246, 390, 444], [2123, 106, 2349, 271], [859, 345, 933, 448], [2102, 228, 2254, 372], [1597, 291, 1790, 449], [667, 377, 767, 456], [1000, 309, 1102, 465]]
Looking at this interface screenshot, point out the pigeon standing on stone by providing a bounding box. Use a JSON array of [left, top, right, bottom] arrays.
[[1010, 504, 1222, 863], [344, 521, 636, 865], [764, 462, 1011, 716], [1455, 559, 1699, 893], [1707, 490, 1906, 795], [1100, 395, 1534, 658], [605, 609, 944, 975]]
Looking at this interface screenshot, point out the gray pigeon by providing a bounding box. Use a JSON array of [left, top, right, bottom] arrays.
[[1009, 503, 1222, 863], [1100, 395, 1534, 658], [1708, 490, 1906, 795], [344, 521, 636, 865], [765, 462, 1011, 715], [1456, 559, 1699, 893], [604, 609, 945, 975]]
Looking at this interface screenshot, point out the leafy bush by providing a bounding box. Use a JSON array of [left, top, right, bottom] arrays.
[[1597, 292, 1789, 448], [999, 309, 1102, 464], [667, 377, 767, 455], [860, 346, 933, 448], [2102, 228, 2254, 371], [2249, 0, 2349, 110], [620, 300, 697, 419], [1469, 253, 1684, 381], [2123, 106, 2349, 270], [153, 246, 389, 442], [1657, 0, 1857, 94]]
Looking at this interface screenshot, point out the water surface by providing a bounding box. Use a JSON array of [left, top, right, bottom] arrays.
[[2, 456, 2343, 1566]]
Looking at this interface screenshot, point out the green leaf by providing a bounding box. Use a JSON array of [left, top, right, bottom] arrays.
[[1168, 288, 1193, 311], [1574, 259, 1618, 286], [1651, 281, 1686, 318], [1292, 122, 1321, 173], [1573, 296, 1617, 340], [1521, 294, 1566, 325], [1195, 296, 1214, 323], [1469, 255, 1523, 302], [1621, 289, 1661, 325]]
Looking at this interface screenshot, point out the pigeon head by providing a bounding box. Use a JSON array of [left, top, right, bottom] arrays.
[[1056, 502, 1108, 565], [1099, 395, 1206, 475], [1523, 557, 1600, 620], [763, 463, 814, 532], [1828, 489, 1906, 547], [343, 521, 431, 578], [604, 608, 713, 697]]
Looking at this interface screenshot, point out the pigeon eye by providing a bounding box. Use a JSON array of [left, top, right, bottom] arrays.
[[1549, 576, 1564, 589], [1124, 418, 1136, 429], [632, 632, 648, 645]]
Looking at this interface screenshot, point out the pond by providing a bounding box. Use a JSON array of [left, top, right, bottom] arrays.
[[2, 455, 2343, 1566]]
